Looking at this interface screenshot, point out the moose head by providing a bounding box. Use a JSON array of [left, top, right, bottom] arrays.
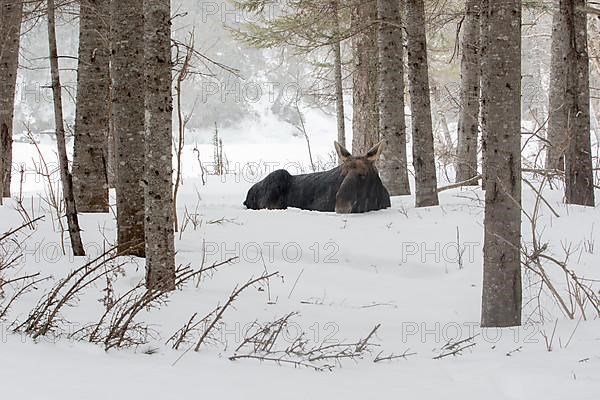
[[333, 141, 390, 213]]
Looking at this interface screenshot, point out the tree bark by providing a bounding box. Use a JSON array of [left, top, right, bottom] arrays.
[[107, 79, 116, 188], [376, 0, 410, 195], [111, 0, 145, 257], [588, 15, 600, 75], [332, 0, 346, 163], [564, 0, 594, 206], [47, 0, 86, 257], [0, 0, 23, 199], [352, 1, 380, 156], [546, 0, 569, 171], [0, 123, 8, 204], [455, 0, 481, 185], [405, 0, 439, 207], [72, 0, 110, 212], [479, 0, 490, 189], [589, 15, 600, 146], [481, 0, 522, 328], [144, 0, 176, 291]]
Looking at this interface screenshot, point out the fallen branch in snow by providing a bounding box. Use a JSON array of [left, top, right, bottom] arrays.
[[437, 175, 481, 193], [169, 272, 278, 365], [506, 346, 523, 357], [374, 349, 417, 363], [229, 314, 381, 371], [359, 302, 398, 309], [0, 218, 48, 322], [74, 258, 238, 351], [16, 245, 125, 338], [229, 354, 327, 371], [195, 272, 278, 352], [433, 334, 478, 359], [233, 312, 298, 354]]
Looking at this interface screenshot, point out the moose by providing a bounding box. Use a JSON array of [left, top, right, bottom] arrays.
[[243, 141, 391, 213]]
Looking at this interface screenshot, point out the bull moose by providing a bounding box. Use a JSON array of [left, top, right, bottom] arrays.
[[243, 141, 391, 213]]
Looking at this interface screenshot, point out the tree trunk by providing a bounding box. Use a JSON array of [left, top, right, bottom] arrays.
[[405, 0, 439, 207], [589, 15, 600, 148], [107, 81, 116, 188], [376, 0, 410, 195], [332, 0, 346, 163], [528, 11, 551, 156], [72, 0, 110, 212], [0, 0, 23, 199], [481, 0, 522, 328], [588, 15, 600, 75], [0, 123, 8, 204], [351, 2, 379, 156], [144, 0, 176, 291], [564, 0, 594, 206], [111, 0, 145, 257], [546, 0, 569, 171], [455, 0, 481, 185], [47, 0, 86, 257], [441, 112, 454, 151], [479, 0, 490, 189]]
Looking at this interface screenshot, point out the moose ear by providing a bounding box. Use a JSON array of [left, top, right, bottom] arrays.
[[366, 141, 384, 161], [334, 141, 352, 162]]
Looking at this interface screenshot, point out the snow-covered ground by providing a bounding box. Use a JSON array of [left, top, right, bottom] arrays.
[[1, 115, 599, 399]]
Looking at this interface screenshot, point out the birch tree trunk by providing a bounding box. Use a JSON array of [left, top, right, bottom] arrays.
[[546, 0, 569, 171], [481, 0, 522, 328], [455, 0, 481, 185], [144, 0, 176, 291], [111, 0, 145, 256], [72, 0, 110, 212], [405, 0, 439, 206], [47, 0, 86, 257], [564, 0, 594, 206], [352, 2, 379, 156], [0, 0, 23, 199], [376, 0, 410, 195]]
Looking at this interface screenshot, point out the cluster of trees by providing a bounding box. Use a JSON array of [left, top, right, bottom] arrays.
[[234, 0, 599, 326], [5, 1, 325, 135], [0, 0, 176, 291], [1, 0, 599, 326]]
